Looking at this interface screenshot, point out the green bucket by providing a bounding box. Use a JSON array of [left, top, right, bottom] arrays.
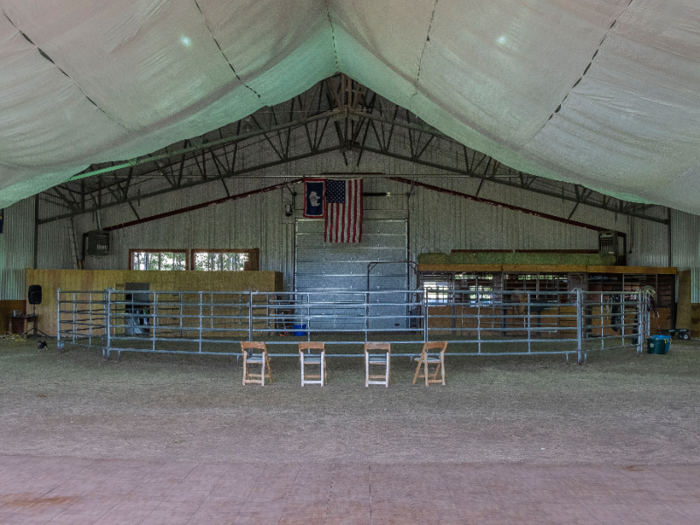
[[647, 335, 671, 355]]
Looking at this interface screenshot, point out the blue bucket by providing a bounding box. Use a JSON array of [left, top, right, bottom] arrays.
[[293, 324, 307, 336]]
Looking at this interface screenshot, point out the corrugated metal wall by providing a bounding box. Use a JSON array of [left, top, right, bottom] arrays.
[[670, 209, 700, 302], [9, 150, 699, 297], [0, 197, 35, 300], [36, 218, 74, 270], [58, 152, 683, 292]]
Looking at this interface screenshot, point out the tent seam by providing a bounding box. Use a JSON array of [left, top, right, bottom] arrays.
[[325, 0, 340, 72], [192, 0, 262, 101], [410, 0, 439, 103], [530, 0, 637, 143], [2, 12, 129, 133]]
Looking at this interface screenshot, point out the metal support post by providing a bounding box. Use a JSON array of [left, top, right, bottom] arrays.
[[636, 292, 644, 355], [477, 297, 482, 354], [423, 291, 429, 343], [72, 292, 77, 343], [365, 291, 369, 343], [527, 294, 531, 353], [645, 294, 651, 340], [105, 288, 112, 359], [621, 290, 626, 347], [576, 289, 583, 365], [199, 292, 203, 353], [600, 292, 604, 349], [89, 292, 93, 346], [56, 289, 67, 352], [248, 290, 254, 341], [56, 288, 62, 348], [178, 292, 183, 336], [151, 292, 156, 352]]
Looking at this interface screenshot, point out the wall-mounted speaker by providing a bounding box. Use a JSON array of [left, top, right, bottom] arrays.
[[28, 285, 42, 305]]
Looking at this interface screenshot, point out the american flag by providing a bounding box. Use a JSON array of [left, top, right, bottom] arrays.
[[325, 178, 363, 243]]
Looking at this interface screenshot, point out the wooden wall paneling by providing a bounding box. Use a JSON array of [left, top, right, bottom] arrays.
[[26, 269, 282, 336]]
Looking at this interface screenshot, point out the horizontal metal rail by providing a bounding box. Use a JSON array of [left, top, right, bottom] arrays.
[[57, 288, 653, 365]]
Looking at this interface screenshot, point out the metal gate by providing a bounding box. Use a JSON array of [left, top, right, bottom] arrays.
[[57, 288, 654, 365], [294, 218, 408, 330]]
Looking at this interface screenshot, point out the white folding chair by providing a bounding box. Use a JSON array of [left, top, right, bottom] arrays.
[[364, 342, 391, 387], [299, 342, 326, 386]]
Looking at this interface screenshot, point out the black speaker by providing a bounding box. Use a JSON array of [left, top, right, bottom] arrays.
[[28, 285, 42, 305]]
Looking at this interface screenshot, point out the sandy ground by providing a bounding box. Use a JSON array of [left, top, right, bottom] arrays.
[[1, 337, 699, 466]]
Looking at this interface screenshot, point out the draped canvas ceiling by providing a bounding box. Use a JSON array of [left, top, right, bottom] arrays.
[[1, 1, 699, 213]]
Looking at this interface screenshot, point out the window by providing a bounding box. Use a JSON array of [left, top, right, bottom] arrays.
[[456, 274, 494, 305], [423, 281, 451, 304], [191, 249, 259, 272], [193, 251, 248, 271], [130, 250, 187, 271], [129, 248, 259, 271]]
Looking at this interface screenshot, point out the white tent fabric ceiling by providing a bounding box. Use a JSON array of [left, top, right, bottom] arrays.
[[1, 0, 699, 212]]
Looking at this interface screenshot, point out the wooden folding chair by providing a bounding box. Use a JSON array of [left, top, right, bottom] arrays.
[[364, 342, 391, 387], [241, 341, 273, 386], [412, 341, 448, 386], [299, 342, 326, 386]]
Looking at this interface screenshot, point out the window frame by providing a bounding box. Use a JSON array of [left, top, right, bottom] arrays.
[[129, 249, 189, 271], [190, 248, 259, 272]]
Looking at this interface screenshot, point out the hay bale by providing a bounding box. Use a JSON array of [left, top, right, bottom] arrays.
[[417, 253, 450, 265], [446, 252, 619, 266]]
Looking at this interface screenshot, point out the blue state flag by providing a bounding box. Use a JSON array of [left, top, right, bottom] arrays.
[[303, 178, 326, 218]]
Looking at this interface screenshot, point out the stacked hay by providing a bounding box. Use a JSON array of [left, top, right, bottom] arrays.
[[417, 252, 617, 266]]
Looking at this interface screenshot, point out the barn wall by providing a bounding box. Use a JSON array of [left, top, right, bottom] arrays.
[[53, 153, 684, 289], [669, 210, 700, 303], [74, 177, 293, 287], [0, 197, 35, 300], [36, 219, 74, 271], [42, 151, 684, 294]]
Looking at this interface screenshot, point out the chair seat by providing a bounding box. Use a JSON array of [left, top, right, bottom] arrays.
[[413, 355, 441, 362], [302, 356, 323, 364], [412, 342, 448, 386], [368, 355, 388, 364], [246, 355, 264, 363]]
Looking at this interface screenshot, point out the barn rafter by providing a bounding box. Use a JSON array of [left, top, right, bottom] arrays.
[[39, 75, 664, 225]]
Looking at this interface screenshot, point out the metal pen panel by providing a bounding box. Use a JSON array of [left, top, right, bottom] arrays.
[[56, 288, 653, 361]]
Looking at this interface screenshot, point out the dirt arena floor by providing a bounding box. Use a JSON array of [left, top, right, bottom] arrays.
[[1, 336, 699, 466]]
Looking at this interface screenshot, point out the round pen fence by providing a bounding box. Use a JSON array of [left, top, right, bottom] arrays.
[[57, 288, 653, 364]]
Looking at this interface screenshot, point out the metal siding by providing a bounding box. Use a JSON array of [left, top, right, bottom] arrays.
[[76, 177, 289, 286], [36, 217, 74, 270], [295, 218, 408, 329], [670, 210, 700, 303], [670, 210, 700, 269], [50, 147, 680, 298], [0, 197, 35, 300], [626, 218, 669, 268], [408, 178, 603, 255]]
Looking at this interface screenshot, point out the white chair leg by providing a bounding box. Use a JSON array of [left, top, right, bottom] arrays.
[[261, 358, 266, 386], [320, 354, 325, 386], [385, 355, 390, 387], [365, 354, 369, 387]]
